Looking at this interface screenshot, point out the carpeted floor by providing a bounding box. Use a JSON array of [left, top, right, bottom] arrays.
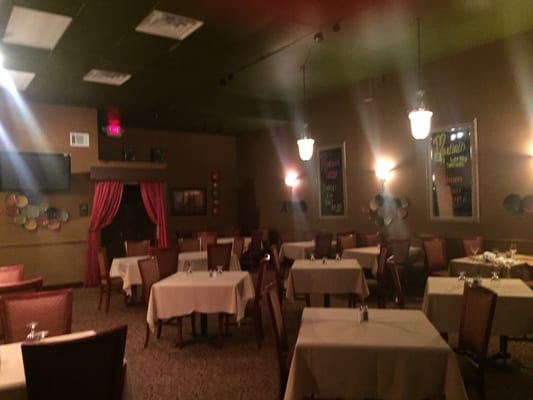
[[71, 268, 533, 400]]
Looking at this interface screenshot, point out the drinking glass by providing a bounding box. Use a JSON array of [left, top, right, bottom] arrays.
[[509, 243, 517, 258], [457, 271, 466, 281], [490, 270, 500, 281], [470, 245, 479, 258], [310, 253, 315, 261], [216, 265, 223, 274], [26, 321, 39, 341], [184, 260, 192, 274], [335, 253, 341, 261]]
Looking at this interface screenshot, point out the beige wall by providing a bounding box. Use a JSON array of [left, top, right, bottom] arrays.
[[0, 99, 98, 285], [237, 30, 533, 256]]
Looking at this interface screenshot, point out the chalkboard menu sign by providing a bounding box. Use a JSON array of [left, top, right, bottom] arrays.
[[427, 119, 479, 222], [318, 143, 347, 218]]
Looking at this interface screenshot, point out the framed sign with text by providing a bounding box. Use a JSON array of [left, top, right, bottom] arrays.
[[427, 119, 479, 222], [318, 143, 347, 218]]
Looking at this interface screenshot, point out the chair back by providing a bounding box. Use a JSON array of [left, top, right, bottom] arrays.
[[458, 283, 497, 358], [376, 244, 390, 282], [0, 277, 44, 295], [124, 240, 151, 257], [207, 243, 233, 270], [96, 247, 111, 281], [336, 233, 356, 255], [269, 245, 285, 305], [363, 232, 380, 246], [197, 231, 217, 251], [249, 230, 263, 252], [138, 257, 160, 305], [0, 288, 73, 343], [0, 264, 24, 284], [177, 238, 201, 252], [253, 254, 270, 309], [151, 246, 178, 279], [232, 237, 245, 258], [314, 233, 333, 258], [22, 325, 128, 400], [463, 236, 484, 256], [423, 237, 447, 273], [389, 238, 411, 265], [263, 282, 289, 400]]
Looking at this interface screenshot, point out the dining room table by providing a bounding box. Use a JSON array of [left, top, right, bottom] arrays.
[[284, 307, 467, 400], [146, 270, 254, 342], [109, 255, 150, 296], [0, 331, 135, 400], [177, 251, 241, 272], [285, 258, 369, 306], [448, 253, 533, 280], [342, 245, 423, 276], [278, 240, 316, 261]]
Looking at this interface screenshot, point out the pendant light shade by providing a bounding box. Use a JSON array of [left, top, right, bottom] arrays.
[[297, 136, 314, 161], [409, 18, 432, 140]]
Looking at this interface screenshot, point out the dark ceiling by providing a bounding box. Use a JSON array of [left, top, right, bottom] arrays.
[[1, 0, 533, 134]]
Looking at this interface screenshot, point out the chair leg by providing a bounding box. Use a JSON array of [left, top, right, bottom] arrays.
[[176, 317, 183, 349], [217, 313, 224, 347], [144, 323, 150, 348], [157, 320, 162, 339], [98, 286, 103, 310], [305, 294, 311, 307], [190, 313, 197, 337], [105, 286, 111, 313], [254, 307, 263, 348]]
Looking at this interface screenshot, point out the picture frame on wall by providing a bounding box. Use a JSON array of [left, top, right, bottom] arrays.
[[318, 142, 347, 219], [169, 188, 207, 216]]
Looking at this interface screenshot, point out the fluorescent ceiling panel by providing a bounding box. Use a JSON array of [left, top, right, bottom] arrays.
[[135, 10, 204, 40], [3, 6, 72, 50], [83, 69, 131, 86], [1, 69, 35, 91]]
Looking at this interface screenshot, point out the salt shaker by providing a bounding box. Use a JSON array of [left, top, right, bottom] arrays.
[[359, 305, 369, 322]]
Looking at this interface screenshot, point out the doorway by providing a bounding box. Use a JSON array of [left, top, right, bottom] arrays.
[[101, 185, 156, 260]]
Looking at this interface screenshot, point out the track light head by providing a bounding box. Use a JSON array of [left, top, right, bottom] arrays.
[[314, 32, 323, 43]]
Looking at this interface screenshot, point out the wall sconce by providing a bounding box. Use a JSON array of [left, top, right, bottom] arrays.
[[375, 160, 393, 191], [285, 171, 299, 188]]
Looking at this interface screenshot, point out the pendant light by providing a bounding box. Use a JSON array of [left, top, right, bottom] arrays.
[[297, 63, 314, 161], [409, 18, 433, 140]]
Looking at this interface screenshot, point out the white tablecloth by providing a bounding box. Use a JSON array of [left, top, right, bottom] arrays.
[[448, 255, 532, 279], [177, 251, 241, 272], [146, 271, 254, 331], [279, 241, 315, 261], [109, 256, 150, 296], [284, 308, 467, 400], [285, 259, 369, 301], [342, 245, 423, 276], [0, 331, 135, 400], [422, 277, 533, 335]]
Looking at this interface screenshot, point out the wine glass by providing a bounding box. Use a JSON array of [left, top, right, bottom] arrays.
[[509, 243, 517, 258], [184, 260, 192, 274], [335, 253, 341, 261], [310, 253, 315, 261], [458, 271, 466, 281], [490, 269, 500, 281], [216, 265, 223, 275], [470, 245, 479, 259], [26, 321, 39, 341]]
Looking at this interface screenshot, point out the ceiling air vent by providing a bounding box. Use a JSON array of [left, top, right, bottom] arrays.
[[82, 69, 131, 86], [135, 10, 203, 41]]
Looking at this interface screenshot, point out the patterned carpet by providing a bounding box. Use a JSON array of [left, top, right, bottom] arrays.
[[70, 269, 533, 400]]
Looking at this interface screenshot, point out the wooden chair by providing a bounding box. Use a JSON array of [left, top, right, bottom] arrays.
[[387, 259, 405, 309], [362, 231, 381, 246], [336, 233, 356, 256], [455, 283, 497, 400], [359, 244, 389, 308], [96, 247, 125, 313], [0, 264, 24, 283], [463, 236, 484, 256], [314, 232, 333, 259], [22, 324, 127, 400], [197, 231, 217, 251], [177, 238, 201, 253], [241, 254, 270, 348], [207, 243, 233, 271], [242, 229, 264, 270], [138, 257, 196, 349], [0, 288, 73, 343], [263, 282, 290, 400], [269, 245, 286, 306], [232, 236, 245, 259], [151, 246, 179, 279], [124, 240, 151, 256], [423, 237, 449, 277], [388, 237, 411, 287]]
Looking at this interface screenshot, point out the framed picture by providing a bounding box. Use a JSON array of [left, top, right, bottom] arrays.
[[318, 142, 347, 218], [427, 118, 479, 222], [169, 188, 207, 216]]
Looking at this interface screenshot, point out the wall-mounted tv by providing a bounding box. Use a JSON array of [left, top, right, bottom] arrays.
[[0, 151, 71, 193]]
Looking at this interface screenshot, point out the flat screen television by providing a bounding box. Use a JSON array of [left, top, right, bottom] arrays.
[[0, 151, 71, 193]]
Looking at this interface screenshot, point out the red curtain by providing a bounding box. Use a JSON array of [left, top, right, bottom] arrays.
[[84, 181, 124, 286], [140, 182, 168, 248]]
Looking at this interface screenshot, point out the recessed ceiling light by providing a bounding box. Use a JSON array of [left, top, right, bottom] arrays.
[[2, 6, 72, 50], [82, 69, 131, 86], [135, 10, 204, 41], [1, 69, 35, 91]]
